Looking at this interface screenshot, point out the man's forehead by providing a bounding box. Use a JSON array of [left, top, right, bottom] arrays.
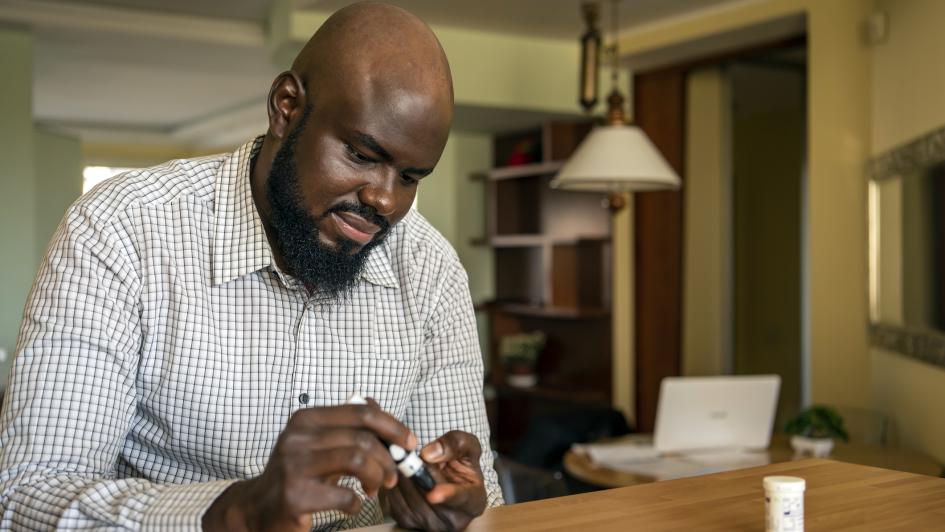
[[323, 71, 451, 142]]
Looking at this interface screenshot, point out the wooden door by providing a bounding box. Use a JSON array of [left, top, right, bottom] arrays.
[[632, 67, 686, 432]]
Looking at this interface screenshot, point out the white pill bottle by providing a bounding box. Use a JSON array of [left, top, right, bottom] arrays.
[[764, 475, 805, 532]]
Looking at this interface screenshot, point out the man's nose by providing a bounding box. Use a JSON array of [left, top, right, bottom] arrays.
[[357, 169, 397, 218]]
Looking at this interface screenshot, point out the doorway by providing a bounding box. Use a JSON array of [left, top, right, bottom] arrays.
[[728, 49, 807, 426], [638, 40, 809, 431]]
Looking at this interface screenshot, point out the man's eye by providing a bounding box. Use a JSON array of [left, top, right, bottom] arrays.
[[400, 174, 419, 186], [345, 143, 374, 164]]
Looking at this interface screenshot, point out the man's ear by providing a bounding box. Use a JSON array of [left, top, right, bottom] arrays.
[[267, 70, 308, 140]]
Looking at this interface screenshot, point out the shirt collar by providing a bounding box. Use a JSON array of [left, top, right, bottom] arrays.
[[211, 136, 399, 290], [360, 240, 399, 289], [211, 137, 272, 286]]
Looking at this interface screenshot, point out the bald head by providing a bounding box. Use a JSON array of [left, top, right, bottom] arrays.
[[292, 2, 453, 110]]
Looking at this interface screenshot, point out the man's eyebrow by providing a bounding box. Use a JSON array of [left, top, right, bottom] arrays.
[[404, 167, 433, 178], [355, 132, 393, 162], [355, 131, 433, 177]]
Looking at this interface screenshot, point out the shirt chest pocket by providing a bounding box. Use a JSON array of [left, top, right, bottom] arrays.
[[308, 298, 422, 413], [357, 355, 421, 419], [361, 298, 424, 415]]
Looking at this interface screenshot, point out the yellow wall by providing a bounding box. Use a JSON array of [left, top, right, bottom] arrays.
[[683, 67, 729, 377], [870, 0, 945, 463], [278, 3, 625, 116], [805, 0, 872, 410], [616, 0, 874, 415], [83, 142, 221, 169], [416, 131, 494, 301]]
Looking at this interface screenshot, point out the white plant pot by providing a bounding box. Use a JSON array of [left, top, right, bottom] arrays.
[[507, 374, 538, 388], [790, 435, 834, 458]]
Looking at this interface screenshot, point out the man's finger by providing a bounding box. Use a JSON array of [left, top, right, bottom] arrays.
[[289, 404, 418, 451], [385, 484, 422, 529], [283, 428, 399, 488], [396, 471, 453, 530], [301, 446, 390, 496], [425, 482, 459, 505], [420, 430, 482, 464], [283, 482, 363, 517]]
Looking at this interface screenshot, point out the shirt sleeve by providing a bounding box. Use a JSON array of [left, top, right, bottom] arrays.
[[0, 206, 235, 530], [406, 258, 505, 508]]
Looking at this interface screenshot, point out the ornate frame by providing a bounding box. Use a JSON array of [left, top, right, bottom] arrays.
[[868, 124, 945, 369]]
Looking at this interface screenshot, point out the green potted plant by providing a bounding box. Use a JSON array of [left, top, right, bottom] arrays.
[[785, 405, 849, 457], [499, 331, 545, 388]]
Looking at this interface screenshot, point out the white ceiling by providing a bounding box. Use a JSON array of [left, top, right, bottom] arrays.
[[15, 0, 747, 149], [69, 0, 273, 21], [65, 0, 740, 38], [301, 0, 739, 40]]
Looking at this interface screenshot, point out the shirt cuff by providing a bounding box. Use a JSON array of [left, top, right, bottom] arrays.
[[141, 479, 237, 531]]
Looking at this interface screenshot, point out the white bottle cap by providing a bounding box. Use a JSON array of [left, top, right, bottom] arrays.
[[764, 476, 806, 493], [389, 444, 407, 461], [347, 392, 368, 405]]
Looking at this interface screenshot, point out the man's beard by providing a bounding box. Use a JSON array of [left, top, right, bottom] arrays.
[[266, 107, 390, 300]]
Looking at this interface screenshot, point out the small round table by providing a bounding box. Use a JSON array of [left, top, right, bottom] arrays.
[[564, 434, 943, 488]]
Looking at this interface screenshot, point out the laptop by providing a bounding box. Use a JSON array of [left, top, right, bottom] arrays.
[[573, 375, 781, 479], [653, 374, 781, 453]]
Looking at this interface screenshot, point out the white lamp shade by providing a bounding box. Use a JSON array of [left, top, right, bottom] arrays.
[[551, 124, 681, 191]]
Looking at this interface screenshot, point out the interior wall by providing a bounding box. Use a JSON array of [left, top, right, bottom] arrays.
[[35, 129, 83, 258], [618, 0, 874, 417], [870, 0, 945, 463], [417, 131, 495, 303], [418, 135, 460, 244], [804, 0, 872, 411], [683, 66, 730, 377], [0, 31, 101, 386], [82, 142, 223, 169], [0, 28, 37, 378], [452, 133, 495, 304], [731, 62, 804, 425]]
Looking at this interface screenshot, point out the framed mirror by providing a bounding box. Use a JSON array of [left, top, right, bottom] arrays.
[[869, 125, 945, 368]]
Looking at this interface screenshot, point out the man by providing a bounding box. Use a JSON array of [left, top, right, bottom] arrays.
[[0, 2, 502, 530]]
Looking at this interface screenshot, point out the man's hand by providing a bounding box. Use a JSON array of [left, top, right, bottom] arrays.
[[385, 430, 488, 532], [202, 402, 417, 532]]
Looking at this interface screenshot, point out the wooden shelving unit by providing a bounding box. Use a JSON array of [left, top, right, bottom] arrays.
[[476, 120, 614, 454]]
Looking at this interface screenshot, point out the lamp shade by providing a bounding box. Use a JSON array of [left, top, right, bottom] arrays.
[[551, 124, 681, 191]]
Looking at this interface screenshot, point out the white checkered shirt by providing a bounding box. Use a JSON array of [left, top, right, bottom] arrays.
[[0, 137, 502, 530]]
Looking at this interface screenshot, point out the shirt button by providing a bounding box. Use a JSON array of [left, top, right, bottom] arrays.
[[299, 393, 310, 405]]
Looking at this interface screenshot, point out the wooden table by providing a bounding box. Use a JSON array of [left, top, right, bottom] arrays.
[[564, 434, 943, 488], [354, 459, 945, 531]]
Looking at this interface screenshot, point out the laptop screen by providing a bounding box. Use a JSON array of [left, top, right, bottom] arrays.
[[653, 375, 781, 453]]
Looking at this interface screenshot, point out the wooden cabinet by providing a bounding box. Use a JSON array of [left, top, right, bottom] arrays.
[[476, 121, 614, 453]]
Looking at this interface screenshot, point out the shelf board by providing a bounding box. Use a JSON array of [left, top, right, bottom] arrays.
[[494, 383, 609, 405], [548, 235, 611, 246], [489, 234, 545, 247], [475, 235, 611, 248], [487, 161, 564, 181], [491, 302, 610, 319]]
